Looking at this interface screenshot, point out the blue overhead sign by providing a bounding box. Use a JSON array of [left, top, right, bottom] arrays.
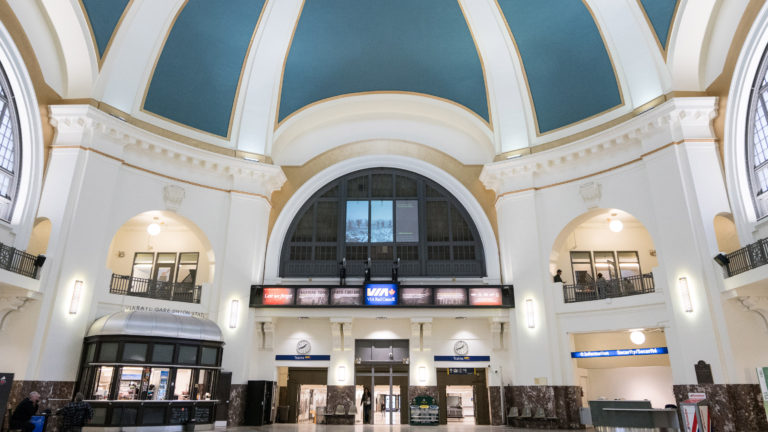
[[434, 355, 491, 362], [275, 355, 331, 361], [365, 283, 398, 306], [571, 347, 669, 358]]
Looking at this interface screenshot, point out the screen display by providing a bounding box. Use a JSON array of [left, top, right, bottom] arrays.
[[371, 200, 393, 242], [365, 283, 398, 306], [435, 288, 467, 306], [262, 287, 295, 305], [296, 288, 329, 305], [400, 287, 431, 305], [468, 288, 502, 306], [331, 287, 363, 305], [395, 200, 418, 242], [346, 201, 369, 242]]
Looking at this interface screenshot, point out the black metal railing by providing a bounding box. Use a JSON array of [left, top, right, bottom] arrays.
[[0, 242, 43, 279], [722, 238, 768, 277], [110, 274, 202, 304], [562, 273, 655, 303]]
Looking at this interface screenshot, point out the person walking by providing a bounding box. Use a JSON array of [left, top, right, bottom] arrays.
[[10, 391, 40, 432], [57, 393, 93, 432], [361, 387, 372, 424]]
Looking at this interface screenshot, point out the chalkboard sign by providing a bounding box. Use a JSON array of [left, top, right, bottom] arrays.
[[169, 406, 191, 424], [695, 360, 714, 385], [194, 406, 211, 423], [410, 395, 438, 426]]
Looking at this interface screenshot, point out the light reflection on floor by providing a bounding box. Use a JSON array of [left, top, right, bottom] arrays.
[[226, 425, 583, 431]]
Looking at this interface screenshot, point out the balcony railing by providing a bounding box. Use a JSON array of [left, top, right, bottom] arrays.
[[722, 238, 768, 277], [562, 273, 655, 304], [0, 242, 43, 279], [110, 274, 202, 304]]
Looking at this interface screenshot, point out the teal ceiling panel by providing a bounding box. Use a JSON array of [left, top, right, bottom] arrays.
[[497, 0, 622, 133], [638, 0, 679, 48], [278, 0, 488, 123], [81, 0, 130, 58], [143, 0, 266, 137]]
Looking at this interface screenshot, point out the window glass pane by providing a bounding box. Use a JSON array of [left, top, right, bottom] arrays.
[[178, 345, 198, 365], [345, 245, 367, 261], [396, 176, 417, 197], [0, 106, 14, 172], [453, 245, 476, 260], [132, 253, 154, 280], [426, 185, 442, 197], [85, 343, 96, 363], [289, 245, 312, 260], [451, 206, 474, 241], [147, 368, 170, 400], [426, 201, 449, 241], [593, 251, 618, 280], [152, 344, 174, 363], [754, 103, 768, 166], [371, 174, 393, 197], [122, 343, 147, 362], [570, 251, 593, 284], [291, 209, 313, 242], [315, 201, 338, 242], [156, 253, 176, 264], [395, 200, 418, 242], [176, 251, 198, 285], [396, 245, 418, 261], [315, 246, 336, 261], [345, 201, 368, 242], [320, 185, 338, 198], [201, 347, 218, 366], [117, 366, 145, 400], [99, 342, 118, 362], [92, 366, 113, 400], [428, 245, 450, 260], [618, 251, 642, 277], [0, 173, 10, 198], [371, 200, 393, 242], [195, 370, 214, 400], [174, 369, 193, 400], [347, 175, 368, 198], [371, 245, 393, 260]]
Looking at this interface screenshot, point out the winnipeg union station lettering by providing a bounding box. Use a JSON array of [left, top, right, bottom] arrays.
[[251, 283, 513, 308]]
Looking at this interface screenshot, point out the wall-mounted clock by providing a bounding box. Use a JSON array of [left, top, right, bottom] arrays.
[[296, 339, 311, 354], [454, 340, 469, 355]]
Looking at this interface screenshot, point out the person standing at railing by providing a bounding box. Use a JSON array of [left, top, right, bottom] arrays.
[[554, 269, 566, 283], [596, 273, 608, 298]]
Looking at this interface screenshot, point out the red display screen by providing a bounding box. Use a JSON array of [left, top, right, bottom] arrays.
[[468, 288, 502, 306], [262, 287, 295, 305]]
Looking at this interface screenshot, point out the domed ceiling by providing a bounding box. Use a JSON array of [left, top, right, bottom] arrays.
[[72, 0, 680, 150]]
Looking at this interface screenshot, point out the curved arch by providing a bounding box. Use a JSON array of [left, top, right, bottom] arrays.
[[667, 0, 719, 90], [264, 155, 500, 283], [713, 212, 740, 253], [27, 217, 51, 256], [0, 19, 44, 249], [105, 210, 216, 283], [270, 93, 494, 165], [724, 1, 768, 243]]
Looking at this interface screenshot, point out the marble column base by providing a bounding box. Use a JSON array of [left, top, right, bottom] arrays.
[[326, 385, 356, 425], [9, 380, 75, 432], [227, 384, 247, 426], [408, 385, 438, 404], [503, 385, 584, 429], [488, 386, 504, 425], [673, 384, 768, 431]]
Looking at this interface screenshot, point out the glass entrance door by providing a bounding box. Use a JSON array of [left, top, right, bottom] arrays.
[[355, 365, 408, 425]]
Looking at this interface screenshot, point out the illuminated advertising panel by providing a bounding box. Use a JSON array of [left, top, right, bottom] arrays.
[[331, 287, 362, 305], [570, 347, 669, 358], [364, 283, 398, 306], [262, 287, 295, 305], [400, 287, 431, 305], [296, 288, 329, 305], [435, 288, 467, 306], [468, 288, 502, 306]]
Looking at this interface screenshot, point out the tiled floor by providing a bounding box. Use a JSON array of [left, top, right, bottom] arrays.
[[227, 426, 583, 431]]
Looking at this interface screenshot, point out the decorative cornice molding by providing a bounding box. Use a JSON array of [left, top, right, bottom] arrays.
[[480, 97, 718, 196], [49, 105, 287, 199]]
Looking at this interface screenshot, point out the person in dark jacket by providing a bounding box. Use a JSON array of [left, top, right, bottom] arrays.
[[553, 269, 565, 283], [57, 392, 93, 432], [10, 391, 40, 432]]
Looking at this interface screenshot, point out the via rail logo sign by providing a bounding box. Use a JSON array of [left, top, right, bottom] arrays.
[[365, 283, 398, 306]]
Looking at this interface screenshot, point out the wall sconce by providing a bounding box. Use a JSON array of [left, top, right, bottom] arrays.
[[229, 299, 239, 328], [418, 366, 428, 384], [69, 280, 83, 315], [336, 365, 347, 383], [525, 298, 535, 328], [678, 277, 693, 313]]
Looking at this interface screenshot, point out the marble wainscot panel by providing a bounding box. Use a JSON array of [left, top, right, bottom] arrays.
[[673, 384, 768, 432], [227, 384, 247, 426], [8, 381, 75, 432], [489, 386, 504, 425], [504, 385, 584, 429], [408, 386, 439, 403], [326, 385, 356, 425]]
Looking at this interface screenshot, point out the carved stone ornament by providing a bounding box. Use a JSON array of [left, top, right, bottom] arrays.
[[163, 184, 186, 212], [579, 182, 602, 209]]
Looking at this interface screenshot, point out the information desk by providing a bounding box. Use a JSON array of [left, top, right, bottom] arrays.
[[589, 400, 679, 430]]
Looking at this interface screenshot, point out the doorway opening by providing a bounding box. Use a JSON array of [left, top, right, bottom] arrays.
[[446, 385, 474, 424], [374, 384, 400, 424], [284, 367, 327, 423], [298, 384, 327, 424], [355, 365, 408, 425]]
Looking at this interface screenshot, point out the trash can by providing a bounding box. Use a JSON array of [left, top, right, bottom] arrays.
[[276, 406, 289, 423], [183, 418, 196, 432]]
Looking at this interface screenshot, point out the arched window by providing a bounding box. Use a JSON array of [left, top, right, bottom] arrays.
[[0, 62, 20, 222], [747, 46, 768, 218], [280, 168, 485, 278]]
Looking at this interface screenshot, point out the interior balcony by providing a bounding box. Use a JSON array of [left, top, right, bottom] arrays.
[[719, 237, 768, 296]]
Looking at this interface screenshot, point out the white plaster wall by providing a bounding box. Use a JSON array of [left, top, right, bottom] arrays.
[[721, 298, 768, 384], [431, 318, 492, 359], [0, 300, 42, 377], [274, 318, 333, 357], [585, 366, 675, 408]]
